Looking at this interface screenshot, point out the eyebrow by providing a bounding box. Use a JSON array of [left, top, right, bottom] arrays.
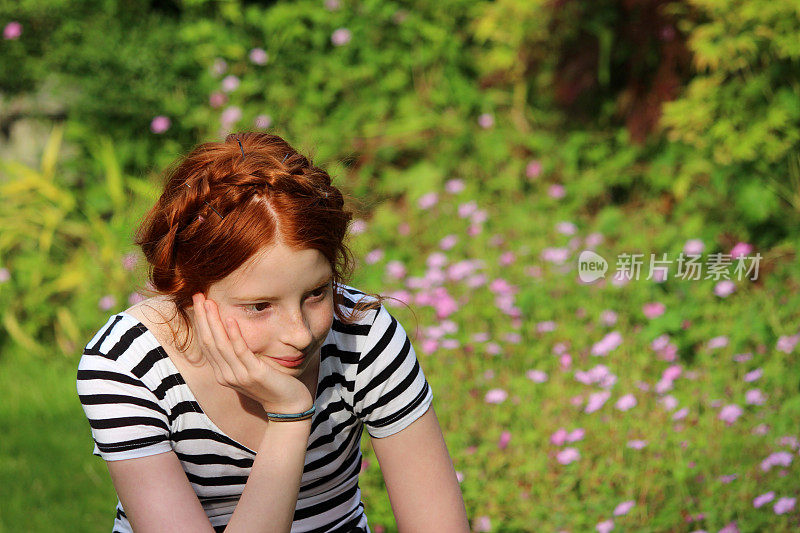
[[229, 274, 334, 303]]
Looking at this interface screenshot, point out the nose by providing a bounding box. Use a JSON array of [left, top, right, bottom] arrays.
[[279, 306, 314, 353]]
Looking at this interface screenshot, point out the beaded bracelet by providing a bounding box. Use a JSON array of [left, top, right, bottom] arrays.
[[266, 404, 316, 422]]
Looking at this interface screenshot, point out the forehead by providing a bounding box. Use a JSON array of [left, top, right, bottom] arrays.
[[216, 242, 332, 297]]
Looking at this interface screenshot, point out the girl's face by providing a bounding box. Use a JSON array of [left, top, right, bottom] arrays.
[[193, 241, 335, 384]]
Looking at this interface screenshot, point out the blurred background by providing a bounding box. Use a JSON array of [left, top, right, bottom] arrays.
[[1, 0, 799, 531]]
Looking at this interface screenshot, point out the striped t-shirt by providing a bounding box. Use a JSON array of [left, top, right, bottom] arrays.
[[76, 284, 433, 533]]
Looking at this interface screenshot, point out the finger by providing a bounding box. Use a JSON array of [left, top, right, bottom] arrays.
[[223, 316, 263, 375], [192, 293, 228, 381], [203, 298, 249, 380]]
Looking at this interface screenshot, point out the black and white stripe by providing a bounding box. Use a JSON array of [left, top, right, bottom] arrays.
[[76, 284, 433, 533]]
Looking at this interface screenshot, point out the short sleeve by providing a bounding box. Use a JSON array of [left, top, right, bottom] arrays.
[[76, 352, 172, 461], [353, 305, 434, 438]]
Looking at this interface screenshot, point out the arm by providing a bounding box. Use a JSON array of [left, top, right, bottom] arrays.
[[107, 412, 312, 533], [370, 405, 470, 532]]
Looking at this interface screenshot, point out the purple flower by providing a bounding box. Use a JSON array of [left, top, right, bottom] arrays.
[[600, 310, 618, 326], [121, 252, 138, 271], [484, 388, 508, 404], [556, 221, 577, 235], [714, 280, 736, 298], [761, 451, 793, 472], [211, 58, 227, 77], [660, 395, 678, 411], [777, 333, 800, 354], [350, 219, 367, 234], [718, 404, 743, 425], [478, 113, 494, 129], [753, 491, 775, 508], [0, 267, 9, 282], [324, 0, 341, 10], [672, 408, 689, 421], [774, 497, 795, 514], [613, 500, 635, 516], [707, 335, 729, 349], [221, 75, 240, 93], [566, 428, 585, 442], [474, 516, 492, 532], [439, 235, 458, 250], [3, 21, 22, 40], [551, 428, 568, 446], [458, 201, 477, 218], [526, 160, 542, 179], [331, 28, 352, 46], [249, 47, 269, 65], [541, 247, 570, 264], [498, 430, 511, 450], [254, 114, 272, 129], [627, 439, 648, 449], [557, 447, 580, 465], [150, 116, 170, 134]]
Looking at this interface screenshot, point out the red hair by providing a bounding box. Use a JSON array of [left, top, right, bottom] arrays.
[[132, 131, 383, 354]]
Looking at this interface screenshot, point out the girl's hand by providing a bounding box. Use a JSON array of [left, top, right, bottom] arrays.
[[191, 293, 314, 415]]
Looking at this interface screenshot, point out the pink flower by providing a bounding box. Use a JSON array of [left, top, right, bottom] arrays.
[[499, 251, 515, 266], [596, 519, 614, 533], [600, 310, 618, 326], [672, 407, 689, 421], [249, 47, 269, 65], [551, 428, 568, 446], [777, 333, 800, 354], [585, 232, 604, 248], [418, 192, 438, 210], [209, 91, 227, 108], [613, 500, 635, 516], [615, 394, 637, 411], [730, 242, 753, 259], [761, 451, 793, 472], [254, 114, 272, 129], [221, 75, 240, 92], [733, 352, 752, 363], [526, 370, 548, 383], [718, 404, 743, 425], [714, 280, 736, 298], [472, 332, 490, 343], [458, 201, 477, 218], [660, 395, 678, 411], [718, 474, 737, 483], [774, 497, 796, 514], [498, 430, 511, 449], [566, 428, 585, 442], [364, 249, 384, 264], [745, 388, 767, 405], [150, 116, 171, 134], [627, 440, 648, 449], [541, 247, 570, 264], [385, 290, 411, 307], [331, 28, 352, 46], [385, 260, 406, 280], [98, 295, 116, 311], [683, 239, 704, 256], [485, 388, 508, 404], [753, 491, 775, 508], [439, 235, 458, 250], [445, 179, 465, 193], [526, 160, 542, 179], [744, 368, 763, 382], [548, 184, 566, 198], [556, 221, 577, 235], [556, 447, 580, 465], [707, 335, 729, 349], [591, 331, 623, 356], [220, 106, 242, 128], [325, 0, 341, 10], [485, 342, 501, 355], [350, 219, 367, 235], [211, 57, 227, 77], [478, 113, 494, 129], [420, 338, 438, 354], [585, 391, 611, 413], [3, 21, 22, 40], [474, 516, 492, 532], [643, 302, 665, 319]]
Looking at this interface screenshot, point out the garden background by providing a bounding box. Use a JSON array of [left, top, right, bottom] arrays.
[[1, 0, 799, 531]]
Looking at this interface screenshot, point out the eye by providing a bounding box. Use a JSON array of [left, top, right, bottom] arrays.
[[309, 284, 329, 299], [243, 302, 271, 315]]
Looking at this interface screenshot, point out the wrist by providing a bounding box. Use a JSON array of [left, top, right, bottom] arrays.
[[262, 401, 314, 416]]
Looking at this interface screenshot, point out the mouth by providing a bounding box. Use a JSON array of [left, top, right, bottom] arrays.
[[268, 355, 306, 368]]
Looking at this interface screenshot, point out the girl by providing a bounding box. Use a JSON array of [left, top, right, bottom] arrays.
[[76, 132, 469, 532]]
